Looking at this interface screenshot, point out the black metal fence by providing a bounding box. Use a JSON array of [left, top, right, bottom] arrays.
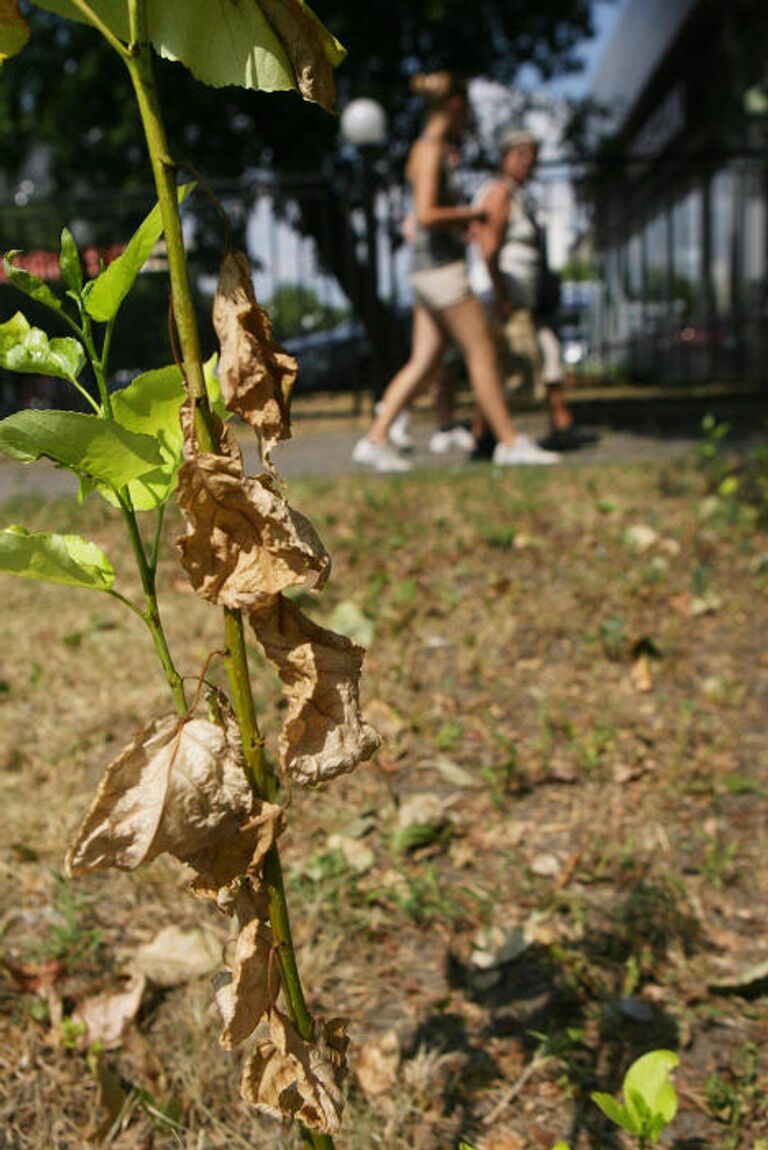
[[586, 152, 768, 386], [0, 166, 414, 414]]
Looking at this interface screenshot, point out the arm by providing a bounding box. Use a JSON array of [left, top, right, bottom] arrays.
[[410, 139, 485, 231], [474, 181, 514, 317]]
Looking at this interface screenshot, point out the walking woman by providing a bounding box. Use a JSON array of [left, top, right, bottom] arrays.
[[471, 126, 598, 452], [352, 72, 559, 472]]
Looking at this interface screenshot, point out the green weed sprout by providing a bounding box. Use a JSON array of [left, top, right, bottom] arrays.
[[592, 1049, 679, 1148]]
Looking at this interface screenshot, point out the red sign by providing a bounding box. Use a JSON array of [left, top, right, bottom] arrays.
[[0, 245, 126, 283]]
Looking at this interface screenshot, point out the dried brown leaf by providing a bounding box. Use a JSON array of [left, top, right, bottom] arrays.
[[213, 916, 274, 1049], [73, 975, 146, 1049], [66, 714, 251, 875], [129, 925, 222, 988], [354, 1030, 399, 1097], [176, 450, 329, 608], [248, 595, 381, 784], [213, 251, 296, 463], [241, 1009, 348, 1134], [259, 0, 340, 112], [188, 803, 285, 902]]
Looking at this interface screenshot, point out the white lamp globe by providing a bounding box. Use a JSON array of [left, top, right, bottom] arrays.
[[340, 98, 388, 147]]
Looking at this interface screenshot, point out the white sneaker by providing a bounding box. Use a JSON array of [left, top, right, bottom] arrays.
[[428, 425, 476, 454], [492, 434, 560, 466], [352, 436, 413, 473], [375, 404, 413, 452], [388, 411, 414, 452]]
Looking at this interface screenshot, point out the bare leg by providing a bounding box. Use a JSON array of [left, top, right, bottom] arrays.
[[538, 326, 572, 430], [431, 360, 457, 429], [441, 296, 518, 445], [367, 305, 446, 445]]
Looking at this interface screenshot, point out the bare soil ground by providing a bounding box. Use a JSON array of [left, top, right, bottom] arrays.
[[1, 448, 767, 1149]]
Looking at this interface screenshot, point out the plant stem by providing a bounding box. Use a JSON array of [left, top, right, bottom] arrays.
[[79, 279, 186, 715], [67, 0, 130, 60], [222, 607, 270, 797], [222, 610, 318, 1042], [121, 15, 333, 1148], [119, 494, 187, 715]]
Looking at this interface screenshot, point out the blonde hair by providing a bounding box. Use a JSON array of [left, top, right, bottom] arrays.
[[410, 70, 467, 109]]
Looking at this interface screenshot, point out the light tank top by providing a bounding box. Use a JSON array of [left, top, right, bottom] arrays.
[[468, 177, 543, 308]]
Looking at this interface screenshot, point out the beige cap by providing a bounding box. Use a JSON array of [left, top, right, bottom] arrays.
[[498, 126, 538, 155]]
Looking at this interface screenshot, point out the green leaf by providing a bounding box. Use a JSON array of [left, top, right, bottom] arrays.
[[98, 356, 225, 509], [623, 1050, 679, 1136], [59, 228, 83, 295], [204, 352, 229, 422], [105, 364, 186, 509], [591, 1092, 640, 1135], [0, 312, 84, 381], [111, 364, 185, 456], [29, 1, 128, 37], [32, 0, 344, 110], [2, 252, 62, 312], [0, 0, 30, 65], [552, 1143, 570, 1150], [0, 409, 164, 490], [85, 184, 193, 323], [152, 0, 344, 108], [0, 526, 115, 591]]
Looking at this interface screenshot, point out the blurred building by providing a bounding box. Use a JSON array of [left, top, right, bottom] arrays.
[[587, 0, 768, 384]]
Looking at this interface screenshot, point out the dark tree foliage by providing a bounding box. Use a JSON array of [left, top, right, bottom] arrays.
[[2, 1, 598, 189]]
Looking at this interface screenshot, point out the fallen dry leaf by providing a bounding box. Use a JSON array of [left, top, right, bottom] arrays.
[[241, 1009, 348, 1134], [213, 251, 296, 464], [354, 1030, 399, 1097], [249, 595, 380, 784], [129, 925, 222, 988], [176, 450, 329, 609], [630, 654, 654, 693], [365, 694, 406, 740], [214, 916, 274, 1049], [5, 957, 65, 993], [73, 975, 146, 1049], [66, 714, 251, 874]]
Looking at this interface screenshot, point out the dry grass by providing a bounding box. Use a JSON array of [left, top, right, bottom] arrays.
[[1, 453, 767, 1149]]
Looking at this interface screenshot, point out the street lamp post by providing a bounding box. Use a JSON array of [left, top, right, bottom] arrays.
[[340, 98, 388, 406]]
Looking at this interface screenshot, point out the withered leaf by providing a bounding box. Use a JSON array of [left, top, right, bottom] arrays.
[[241, 1009, 348, 1134], [213, 251, 296, 463], [66, 714, 251, 875], [259, 0, 343, 112], [73, 975, 146, 1050], [355, 1029, 400, 1097], [213, 915, 275, 1049], [248, 595, 381, 784], [189, 803, 285, 902], [129, 925, 222, 988], [176, 450, 329, 608]]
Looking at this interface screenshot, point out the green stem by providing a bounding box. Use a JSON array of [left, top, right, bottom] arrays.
[[222, 608, 270, 797], [119, 494, 187, 715], [67, 0, 130, 60], [80, 290, 185, 715], [121, 18, 334, 1149], [223, 610, 318, 1040], [149, 502, 166, 574], [66, 373, 101, 414], [124, 10, 216, 453], [80, 313, 113, 415]]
